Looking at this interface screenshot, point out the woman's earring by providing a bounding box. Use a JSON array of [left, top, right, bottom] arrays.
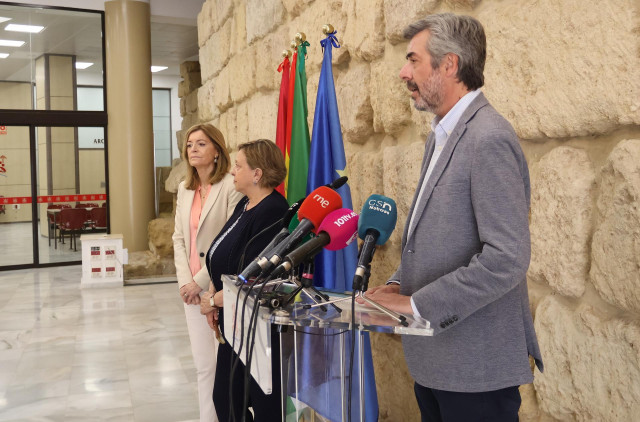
[[214, 156, 218, 164]]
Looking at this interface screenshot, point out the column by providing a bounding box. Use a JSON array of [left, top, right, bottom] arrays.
[[34, 54, 78, 236], [105, 0, 155, 252]]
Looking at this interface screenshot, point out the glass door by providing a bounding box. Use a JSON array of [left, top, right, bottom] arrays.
[[0, 125, 35, 267]]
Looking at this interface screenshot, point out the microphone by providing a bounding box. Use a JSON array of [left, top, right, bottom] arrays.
[[269, 208, 359, 279], [352, 194, 397, 291], [237, 199, 304, 282], [326, 176, 348, 190], [256, 186, 343, 279], [237, 180, 345, 283]]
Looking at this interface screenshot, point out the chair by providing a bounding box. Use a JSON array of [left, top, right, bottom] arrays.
[[89, 207, 107, 232], [76, 202, 99, 208], [47, 204, 70, 248], [57, 208, 88, 251]]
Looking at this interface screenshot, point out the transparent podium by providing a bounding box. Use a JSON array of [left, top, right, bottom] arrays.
[[221, 275, 433, 422]]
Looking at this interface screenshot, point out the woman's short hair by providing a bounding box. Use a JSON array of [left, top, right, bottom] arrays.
[[182, 123, 231, 190], [238, 139, 287, 189]]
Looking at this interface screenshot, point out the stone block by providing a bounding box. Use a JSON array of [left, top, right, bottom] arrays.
[[382, 141, 425, 245], [534, 295, 640, 421], [212, 66, 232, 112], [228, 47, 256, 103], [528, 146, 595, 297], [183, 71, 202, 94], [255, 26, 291, 92], [383, 0, 440, 44], [219, 107, 236, 151], [288, 0, 348, 72], [369, 44, 411, 134], [200, 17, 232, 83], [246, 92, 279, 143], [180, 61, 200, 78], [148, 217, 174, 258], [180, 97, 186, 117], [175, 130, 186, 154], [336, 60, 374, 144], [348, 149, 384, 219], [246, 0, 286, 45], [229, 1, 247, 55], [212, 0, 234, 32], [186, 91, 198, 114], [590, 139, 640, 313], [282, 0, 315, 18], [235, 101, 249, 150], [480, 0, 640, 139], [197, 0, 213, 47], [165, 160, 187, 194], [342, 0, 385, 61], [177, 80, 187, 98], [181, 113, 199, 131], [197, 79, 221, 122], [124, 251, 176, 278]]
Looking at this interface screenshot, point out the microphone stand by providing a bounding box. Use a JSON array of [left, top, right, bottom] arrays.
[[354, 262, 408, 327], [280, 259, 343, 313]]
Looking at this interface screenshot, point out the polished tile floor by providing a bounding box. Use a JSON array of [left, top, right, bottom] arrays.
[[0, 265, 199, 422]]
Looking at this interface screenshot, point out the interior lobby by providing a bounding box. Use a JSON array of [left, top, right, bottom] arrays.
[[0, 1, 204, 420]]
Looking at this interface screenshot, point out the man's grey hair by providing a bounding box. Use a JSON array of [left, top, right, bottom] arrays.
[[403, 13, 486, 90]]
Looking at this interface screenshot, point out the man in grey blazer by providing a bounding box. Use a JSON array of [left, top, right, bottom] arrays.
[[363, 13, 543, 421]]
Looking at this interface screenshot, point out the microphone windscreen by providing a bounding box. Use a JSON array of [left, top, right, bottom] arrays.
[[318, 208, 359, 251], [358, 194, 398, 245], [298, 186, 343, 229]]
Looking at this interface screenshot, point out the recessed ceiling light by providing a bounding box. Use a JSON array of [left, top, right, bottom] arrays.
[[5, 24, 44, 33], [0, 40, 24, 47], [151, 66, 168, 73], [75, 62, 93, 69], [0, 17, 11, 24], [0, 53, 8, 59]]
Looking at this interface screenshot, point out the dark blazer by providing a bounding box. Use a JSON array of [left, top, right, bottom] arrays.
[[393, 93, 543, 392]]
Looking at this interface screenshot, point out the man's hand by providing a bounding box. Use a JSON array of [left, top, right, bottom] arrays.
[[358, 283, 413, 315]]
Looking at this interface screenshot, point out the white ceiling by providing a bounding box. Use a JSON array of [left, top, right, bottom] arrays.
[[0, 1, 203, 81]]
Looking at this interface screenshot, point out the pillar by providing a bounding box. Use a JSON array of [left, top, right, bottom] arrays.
[[34, 54, 78, 236], [105, 0, 155, 252]]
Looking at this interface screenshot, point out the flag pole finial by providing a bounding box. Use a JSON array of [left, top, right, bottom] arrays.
[[282, 49, 291, 58], [290, 40, 298, 49], [322, 24, 335, 34], [295, 32, 306, 44]]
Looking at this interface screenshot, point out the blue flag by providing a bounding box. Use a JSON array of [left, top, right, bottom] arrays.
[[297, 31, 379, 422]]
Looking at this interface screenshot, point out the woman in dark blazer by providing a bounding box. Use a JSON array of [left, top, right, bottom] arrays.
[[201, 139, 289, 422]]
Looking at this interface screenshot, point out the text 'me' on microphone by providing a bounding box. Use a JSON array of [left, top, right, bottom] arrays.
[[259, 186, 343, 277], [352, 194, 398, 291], [269, 208, 359, 279]]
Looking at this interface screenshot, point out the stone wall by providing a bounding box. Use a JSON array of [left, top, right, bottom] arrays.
[[193, 0, 640, 420]]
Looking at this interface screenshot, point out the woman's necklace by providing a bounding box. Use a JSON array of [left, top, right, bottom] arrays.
[[200, 184, 209, 202]]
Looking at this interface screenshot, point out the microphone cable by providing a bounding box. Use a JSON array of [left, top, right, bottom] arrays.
[[229, 216, 283, 422]]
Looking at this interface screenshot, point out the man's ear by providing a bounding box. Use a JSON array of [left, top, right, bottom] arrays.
[[443, 53, 459, 77]]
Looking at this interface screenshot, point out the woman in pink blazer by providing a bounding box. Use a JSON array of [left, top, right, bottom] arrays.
[[172, 124, 243, 422]]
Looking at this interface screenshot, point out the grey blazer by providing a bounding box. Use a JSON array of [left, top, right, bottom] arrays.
[[393, 93, 543, 392]]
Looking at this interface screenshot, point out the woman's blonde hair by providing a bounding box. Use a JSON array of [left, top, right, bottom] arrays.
[[182, 124, 231, 190], [238, 139, 287, 189]]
